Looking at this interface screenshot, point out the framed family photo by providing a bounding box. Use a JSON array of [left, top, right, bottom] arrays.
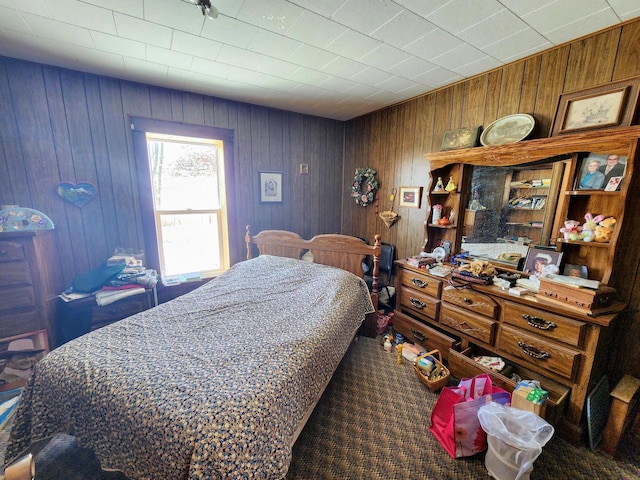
[[575, 153, 627, 190], [523, 248, 563, 277], [398, 186, 423, 208], [0, 330, 49, 391], [259, 171, 283, 203]]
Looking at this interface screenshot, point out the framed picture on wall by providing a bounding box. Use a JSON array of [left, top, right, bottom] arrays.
[[259, 171, 283, 203], [575, 153, 626, 190], [0, 330, 49, 392], [398, 186, 423, 208]]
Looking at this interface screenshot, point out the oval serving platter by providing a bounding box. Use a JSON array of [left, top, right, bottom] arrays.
[[480, 113, 535, 146]]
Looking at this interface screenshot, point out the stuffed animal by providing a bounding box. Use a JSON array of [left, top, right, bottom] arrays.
[[594, 217, 616, 243], [581, 213, 605, 242], [560, 220, 581, 241]]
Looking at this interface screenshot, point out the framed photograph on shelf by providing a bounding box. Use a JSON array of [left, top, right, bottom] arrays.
[[549, 76, 640, 136], [523, 248, 563, 278], [0, 330, 49, 392], [440, 126, 481, 151], [398, 186, 423, 208], [575, 153, 627, 190], [563, 263, 588, 279], [259, 171, 283, 203]]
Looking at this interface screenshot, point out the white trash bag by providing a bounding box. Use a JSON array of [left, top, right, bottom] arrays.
[[478, 402, 554, 480]]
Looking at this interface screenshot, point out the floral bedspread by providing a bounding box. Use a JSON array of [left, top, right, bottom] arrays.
[[7, 255, 374, 479]]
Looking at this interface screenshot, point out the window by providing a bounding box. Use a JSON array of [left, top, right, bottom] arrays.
[[132, 118, 234, 283]]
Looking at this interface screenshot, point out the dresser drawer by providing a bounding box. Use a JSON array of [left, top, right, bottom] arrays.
[[0, 261, 32, 287], [448, 346, 570, 425], [399, 269, 442, 298], [91, 296, 151, 327], [393, 311, 458, 362], [0, 311, 40, 339], [399, 286, 440, 321], [0, 241, 26, 263], [502, 301, 585, 348], [442, 285, 498, 319], [440, 303, 496, 344], [0, 286, 36, 310], [496, 324, 580, 382]]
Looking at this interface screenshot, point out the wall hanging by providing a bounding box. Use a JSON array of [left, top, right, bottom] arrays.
[[379, 187, 399, 228], [351, 167, 378, 207], [56, 182, 97, 207]]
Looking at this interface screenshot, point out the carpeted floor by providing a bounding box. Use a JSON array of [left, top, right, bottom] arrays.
[[2, 336, 639, 479]]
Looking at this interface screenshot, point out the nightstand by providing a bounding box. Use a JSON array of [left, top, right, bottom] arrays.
[[56, 287, 156, 345]]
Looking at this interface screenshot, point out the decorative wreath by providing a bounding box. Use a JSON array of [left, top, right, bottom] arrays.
[[351, 167, 379, 207]]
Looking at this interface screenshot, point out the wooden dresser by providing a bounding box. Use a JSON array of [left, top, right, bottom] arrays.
[[0, 230, 64, 347], [394, 259, 619, 444]]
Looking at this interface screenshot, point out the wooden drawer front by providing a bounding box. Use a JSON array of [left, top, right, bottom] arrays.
[[0, 311, 40, 339], [394, 311, 458, 361], [399, 286, 440, 320], [497, 324, 580, 381], [0, 286, 36, 310], [91, 296, 150, 324], [442, 285, 498, 319], [0, 262, 32, 287], [502, 301, 585, 348], [0, 241, 26, 263], [440, 303, 495, 344], [399, 269, 442, 298]]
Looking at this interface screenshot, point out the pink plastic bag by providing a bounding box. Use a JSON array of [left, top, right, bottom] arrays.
[[429, 373, 511, 458]]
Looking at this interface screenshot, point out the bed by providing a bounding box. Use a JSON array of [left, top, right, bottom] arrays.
[[6, 228, 381, 479]]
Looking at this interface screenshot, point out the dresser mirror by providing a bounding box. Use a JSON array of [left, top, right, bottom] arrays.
[[461, 158, 568, 266]]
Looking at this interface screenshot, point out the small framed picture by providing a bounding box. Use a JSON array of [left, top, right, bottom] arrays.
[[398, 186, 423, 208], [0, 330, 49, 392], [563, 264, 588, 279], [575, 153, 626, 190], [259, 171, 283, 203], [440, 126, 481, 151], [523, 248, 563, 277]]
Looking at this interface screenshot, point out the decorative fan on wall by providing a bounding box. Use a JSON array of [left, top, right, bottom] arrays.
[[181, 0, 219, 19]]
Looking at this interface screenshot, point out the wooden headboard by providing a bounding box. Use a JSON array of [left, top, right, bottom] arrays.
[[245, 226, 381, 308]]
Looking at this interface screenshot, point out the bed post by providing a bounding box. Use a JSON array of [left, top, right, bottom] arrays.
[[370, 234, 381, 311], [245, 225, 253, 260]]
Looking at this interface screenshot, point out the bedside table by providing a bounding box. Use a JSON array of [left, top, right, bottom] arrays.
[[56, 287, 156, 346]]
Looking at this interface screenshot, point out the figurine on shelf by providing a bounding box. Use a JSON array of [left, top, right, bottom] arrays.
[[433, 177, 445, 192], [445, 176, 457, 192]]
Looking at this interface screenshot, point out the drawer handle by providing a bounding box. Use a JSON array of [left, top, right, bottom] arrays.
[[463, 297, 473, 304], [522, 314, 556, 330], [411, 329, 426, 341], [409, 297, 426, 309], [517, 341, 550, 360], [411, 278, 428, 288]]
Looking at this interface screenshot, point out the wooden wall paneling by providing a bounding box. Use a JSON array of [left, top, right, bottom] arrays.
[[534, 45, 571, 137], [519, 57, 542, 134], [497, 61, 525, 118], [285, 112, 305, 236], [149, 88, 173, 120], [450, 83, 465, 128], [182, 91, 206, 125], [483, 69, 503, 127], [613, 22, 640, 80], [60, 70, 109, 272], [170, 90, 184, 122], [0, 60, 29, 205], [461, 76, 488, 128], [250, 106, 274, 231], [268, 109, 286, 231], [563, 28, 622, 92], [431, 88, 454, 153], [327, 119, 345, 234], [235, 103, 255, 232]]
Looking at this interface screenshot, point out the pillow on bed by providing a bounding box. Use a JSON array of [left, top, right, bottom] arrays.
[[301, 251, 314, 263]]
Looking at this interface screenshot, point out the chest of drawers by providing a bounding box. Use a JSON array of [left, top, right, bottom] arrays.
[[0, 231, 64, 346], [394, 259, 621, 445]]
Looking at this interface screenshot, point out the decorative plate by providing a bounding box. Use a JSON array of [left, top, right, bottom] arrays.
[[0, 207, 54, 232], [480, 114, 535, 146], [56, 182, 97, 207]]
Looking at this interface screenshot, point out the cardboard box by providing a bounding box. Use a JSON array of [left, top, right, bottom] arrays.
[[512, 381, 547, 417]]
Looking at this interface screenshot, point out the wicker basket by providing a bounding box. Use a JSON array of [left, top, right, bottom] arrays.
[[413, 349, 450, 392]]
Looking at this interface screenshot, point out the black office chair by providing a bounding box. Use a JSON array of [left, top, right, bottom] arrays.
[[363, 242, 395, 308]]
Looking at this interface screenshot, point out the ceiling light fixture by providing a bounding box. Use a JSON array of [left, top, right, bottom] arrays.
[[182, 0, 218, 19]]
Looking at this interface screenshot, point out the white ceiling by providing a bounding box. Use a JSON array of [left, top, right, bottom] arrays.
[[0, 0, 639, 121]]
